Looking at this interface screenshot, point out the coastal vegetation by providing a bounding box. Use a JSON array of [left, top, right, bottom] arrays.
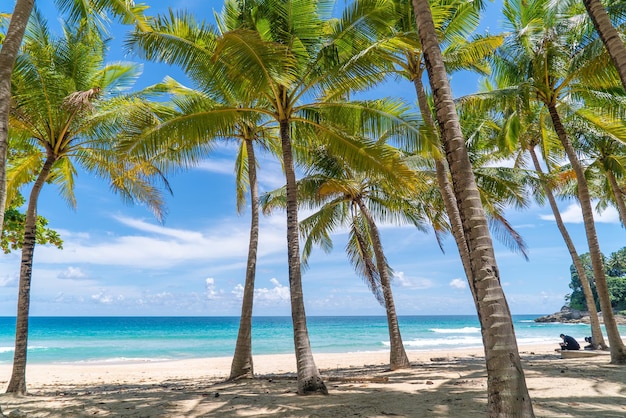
[[1, 0, 626, 415], [568, 247, 626, 313]]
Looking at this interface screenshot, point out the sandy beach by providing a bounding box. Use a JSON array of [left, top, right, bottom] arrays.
[[0, 344, 625, 417]]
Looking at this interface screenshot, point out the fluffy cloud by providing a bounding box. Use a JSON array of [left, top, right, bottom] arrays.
[[449, 278, 467, 290], [58, 267, 87, 280], [540, 204, 619, 224], [0, 274, 18, 287], [34, 215, 286, 269], [91, 291, 125, 304], [205, 277, 221, 300], [249, 278, 290, 305], [392, 272, 434, 289]]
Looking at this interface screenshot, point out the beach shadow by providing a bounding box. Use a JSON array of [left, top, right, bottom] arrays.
[[1, 353, 624, 417]]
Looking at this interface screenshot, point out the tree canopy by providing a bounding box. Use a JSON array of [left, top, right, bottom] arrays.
[[568, 247, 626, 312]]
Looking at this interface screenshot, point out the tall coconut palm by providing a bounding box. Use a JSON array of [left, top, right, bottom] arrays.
[[121, 6, 283, 382], [411, 0, 535, 415], [490, 0, 626, 364], [0, 0, 34, 237], [378, 0, 504, 297], [582, 0, 626, 91], [125, 74, 279, 381], [5, 12, 166, 395], [128, 0, 417, 394], [465, 89, 609, 350], [263, 147, 434, 370], [0, 0, 149, 238]]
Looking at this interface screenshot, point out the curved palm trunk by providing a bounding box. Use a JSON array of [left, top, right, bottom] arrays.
[[547, 103, 626, 364], [7, 155, 55, 395], [583, 0, 626, 92], [413, 75, 474, 297], [229, 139, 259, 380], [606, 170, 626, 228], [0, 0, 35, 234], [279, 119, 327, 395], [357, 201, 410, 370], [412, 0, 534, 415], [528, 147, 607, 350]]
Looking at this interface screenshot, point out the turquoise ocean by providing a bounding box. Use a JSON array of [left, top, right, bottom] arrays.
[[1, 316, 623, 365]]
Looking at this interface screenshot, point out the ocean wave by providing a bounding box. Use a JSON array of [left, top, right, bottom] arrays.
[[429, 327, 481, 334], [516, 337, 558, 345], [66, 357, 173, 365], [382, 336, 558, 350], [0, 345, 48, 353], [383, 336, 485, 348]]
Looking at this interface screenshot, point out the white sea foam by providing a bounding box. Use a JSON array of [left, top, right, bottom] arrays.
[[382, 336, 557, 350], [66, 357, 172, 365], [429, 327, 481, 334], [0, 346, 47, 353], [383, 336, 484, 348]]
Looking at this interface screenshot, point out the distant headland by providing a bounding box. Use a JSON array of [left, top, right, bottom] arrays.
[[535, 306, 626, 324]]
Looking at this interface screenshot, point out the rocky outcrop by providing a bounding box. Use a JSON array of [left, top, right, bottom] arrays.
[[535, 306, 626, 324]]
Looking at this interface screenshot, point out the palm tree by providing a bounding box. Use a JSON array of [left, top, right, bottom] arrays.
[[411, 0, 535, 415], [378, 0, 504, 297], [120, 6, 281, 382], [0, 0, 34, 237], [580, 136, 626, 228], [490, 0, 626, 364], [6, 12, 166, 395], [467, 91, 609, 350], [264, 147, 431, 370], [0, 0, 149, 237], [129, 0, 419, 394], [582, 0, 626, 91]]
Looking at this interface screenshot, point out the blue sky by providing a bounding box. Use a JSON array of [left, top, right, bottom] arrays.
[[0, 0, 623, 317]]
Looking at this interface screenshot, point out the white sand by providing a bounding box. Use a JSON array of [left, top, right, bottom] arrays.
[[0, 343, 624, 417]]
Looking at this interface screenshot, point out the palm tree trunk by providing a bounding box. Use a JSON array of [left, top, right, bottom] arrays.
[[0, 0, 35, 234], [357, 200, 410, 370], [279, 119, 327, 395], [412, 75, 474, 297], [606, 170, 626, 228], [229, 138, 259, 380], [6, 155, 55, 395], [583, 0, 626, 92], [547, 102, 626, 364], [412, 0, 534, 415], [528, 147, 607, 350]]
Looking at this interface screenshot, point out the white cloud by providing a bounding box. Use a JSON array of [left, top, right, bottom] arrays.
[[91, 291, 114, 304], [540, 204, 619, 224], [196, 159, 234, 176], [253, 278, 290, 305], [0, 274, 18, 287], [205, 277, 221, 300], [232, 284, 244, 299], [449, 278, 467, 290], [34, 214, 286, 269], [58, 266, 87, 280], [392, 271, 434, 289], [114, 216, 205, 241]]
